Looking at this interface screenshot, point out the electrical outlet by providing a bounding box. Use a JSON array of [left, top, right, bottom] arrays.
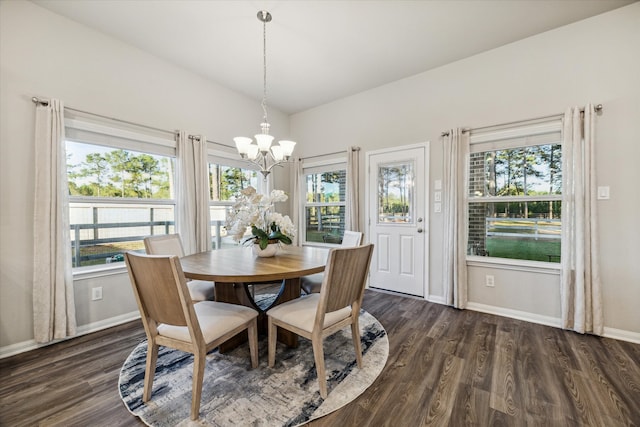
[[485, 275, 495, 287], [597, 186, 610, 200], [91, 287, 103, 301]]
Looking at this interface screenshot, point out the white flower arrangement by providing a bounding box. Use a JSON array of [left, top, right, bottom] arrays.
[[226, 186, 296, 249]]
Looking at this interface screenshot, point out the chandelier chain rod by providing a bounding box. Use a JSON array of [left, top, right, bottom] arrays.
[[261, 14, 268, 126], [234, 10, 295, 180]]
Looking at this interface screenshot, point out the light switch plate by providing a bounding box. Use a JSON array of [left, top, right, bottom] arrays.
[[434, 191, 441, 202], [434, 202, 441, 213], [434, 179, 442, 190]]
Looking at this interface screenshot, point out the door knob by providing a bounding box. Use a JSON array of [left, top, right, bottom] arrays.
[[417, 228, 423, 233]]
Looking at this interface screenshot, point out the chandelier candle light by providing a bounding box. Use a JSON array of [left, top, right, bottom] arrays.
[[234, 10, 296, 179]]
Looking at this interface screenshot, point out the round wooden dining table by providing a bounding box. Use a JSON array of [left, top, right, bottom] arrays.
[[180, 245, 329, 352]]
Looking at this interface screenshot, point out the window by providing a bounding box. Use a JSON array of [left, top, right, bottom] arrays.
[[66, 141, 175, 268], [468, 120, 562, 263], [377, 161, 414, 223], [303, 162, 347, 244], [208, 158, 260, 249]]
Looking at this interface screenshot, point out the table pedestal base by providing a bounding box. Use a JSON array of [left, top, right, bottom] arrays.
[[214, 278, 301, 353]]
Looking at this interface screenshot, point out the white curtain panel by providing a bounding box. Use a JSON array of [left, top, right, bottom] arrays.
[[346, 146, 361, 233], [291, 158, 303, 246], [442, 129, 469, 309], [560, 105, 603, 335], [176, 132, 211, 255], [33, 99, 76, 343]]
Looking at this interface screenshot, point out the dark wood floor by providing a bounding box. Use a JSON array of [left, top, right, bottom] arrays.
[[1, 290, 639, 426]]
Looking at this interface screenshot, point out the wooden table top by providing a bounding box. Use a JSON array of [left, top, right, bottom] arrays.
[[180, 245, 330, 282]]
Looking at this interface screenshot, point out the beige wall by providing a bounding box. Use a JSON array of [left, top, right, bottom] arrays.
[[290, 4, 640, 337], [0, 0, 289, 351]]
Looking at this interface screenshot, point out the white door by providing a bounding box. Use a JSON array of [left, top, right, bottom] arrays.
[[367, 144, 428, 296]]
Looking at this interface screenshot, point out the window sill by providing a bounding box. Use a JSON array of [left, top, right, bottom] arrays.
[[466, 255, 560, 275], [72, 263, 128, 281], [302, 242, 341, 249]]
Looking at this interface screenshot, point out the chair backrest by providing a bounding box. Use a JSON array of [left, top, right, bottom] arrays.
[[341, 230, 363, 248], [319, 244, 374, 314], [144, 234, 186, 257], [125, 252, 194, 328]]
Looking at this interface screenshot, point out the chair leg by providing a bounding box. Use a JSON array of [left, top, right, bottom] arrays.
[[311, 335, 327, 398], [268, 317, 277, 368], [351, 316, 363, 368], [190, 351, 206, 421], [248, 319, 259, 369], [143, 341, 159, 402]]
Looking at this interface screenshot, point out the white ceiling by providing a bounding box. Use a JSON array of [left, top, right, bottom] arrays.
[[32, 0, 635, 114]]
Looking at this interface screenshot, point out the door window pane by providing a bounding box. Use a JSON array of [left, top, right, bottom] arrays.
[[377, 161, 414, 224]]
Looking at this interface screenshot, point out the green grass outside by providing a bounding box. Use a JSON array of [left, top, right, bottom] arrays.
[[73, 241, 145, 267], [486, 238, 560, 263], [305, 229, 341, 244]]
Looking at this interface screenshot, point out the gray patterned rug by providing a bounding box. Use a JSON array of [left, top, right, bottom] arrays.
[[119, 310, 388, 426]]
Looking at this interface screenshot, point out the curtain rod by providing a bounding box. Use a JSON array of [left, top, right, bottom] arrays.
[[32, 96, 176, 137], [440, 104, 604, 137], [33, 96, 235, 149], [186, 134, 233, 149], [301, 147, 360, 161]]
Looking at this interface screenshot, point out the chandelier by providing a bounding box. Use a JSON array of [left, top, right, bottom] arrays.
[[234, 10, 296, 179]]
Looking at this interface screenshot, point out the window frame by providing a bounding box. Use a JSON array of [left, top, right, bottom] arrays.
[[300, 158, 348, 247], [65, 113, 177, 275], [466, 119, 563, 269], [206, 149, 266, 249]]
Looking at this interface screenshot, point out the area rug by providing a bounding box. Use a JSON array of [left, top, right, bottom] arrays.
[[119, 310, 388, 427]]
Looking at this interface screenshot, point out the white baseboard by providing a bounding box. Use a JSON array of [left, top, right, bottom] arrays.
[[603, 327, 640, 344], [75, 311, 140, 336], [465, 302, 640, 344], [0, 311, 140, 360], [466, 302, 564, 328]]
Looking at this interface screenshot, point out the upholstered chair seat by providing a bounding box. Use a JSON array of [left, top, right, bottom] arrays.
[[157, 301, 258, 343], [301, 230, 363, 294], [266, 294, 352, 333]]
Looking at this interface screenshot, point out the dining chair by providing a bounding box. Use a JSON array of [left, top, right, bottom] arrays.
[[301, 230, 363, 294], [124, 252, 258, 421], [144, 234, 215, 302], [267, 243, 374, 398]]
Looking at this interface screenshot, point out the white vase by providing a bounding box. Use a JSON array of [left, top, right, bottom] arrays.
[[252, 243, 279, 258]]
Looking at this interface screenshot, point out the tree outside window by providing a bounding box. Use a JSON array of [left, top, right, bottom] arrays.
[[469, 142, 562, 263], [66, 142, 175, 268], [208, 163, 259, 249], [304, 168, 346, 244]]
